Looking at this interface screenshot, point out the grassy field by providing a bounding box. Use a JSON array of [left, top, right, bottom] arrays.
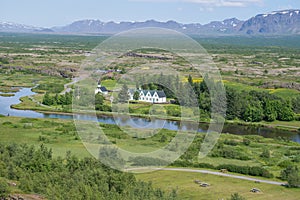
[[1, 116, 299, 175], [0, 116, 89, 158], [136, 170, 300, 200], [0, 115, 300, 198]]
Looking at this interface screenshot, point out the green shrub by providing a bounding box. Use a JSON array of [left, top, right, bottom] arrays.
[[0, 179, 10, 199]]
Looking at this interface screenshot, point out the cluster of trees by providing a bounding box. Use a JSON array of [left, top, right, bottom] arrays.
[[0, 143, 178, 199], [211, 144, 251, 161], [216, 164, 274, 178], [134, 73, 300, 122], [171, 160, 273, 178], [95, 93, 111, 112], [280, 166, 300, 188], [42, 92, 72, 106], [226, 87, 297, 122]]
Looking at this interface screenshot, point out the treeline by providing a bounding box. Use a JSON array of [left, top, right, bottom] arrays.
[[42, 92, 72, 106], [0, 143, 178, 199], [225, 87, 299, 122], [171, 160, 273, 178]]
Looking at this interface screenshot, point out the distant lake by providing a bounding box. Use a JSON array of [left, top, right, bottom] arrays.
[[1, 87, 300, 144]]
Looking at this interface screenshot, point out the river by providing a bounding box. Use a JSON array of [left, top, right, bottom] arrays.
[[1, 87, 300, 143]]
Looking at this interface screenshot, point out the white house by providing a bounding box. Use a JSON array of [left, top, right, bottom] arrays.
[[95, 82, 108, 95], [128, 89, 167, 103]]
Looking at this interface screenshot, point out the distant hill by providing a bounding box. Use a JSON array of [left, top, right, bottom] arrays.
[[1, 9, 300, 35]]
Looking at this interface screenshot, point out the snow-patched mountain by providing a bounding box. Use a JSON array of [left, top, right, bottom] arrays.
[[202, 18, 244, 33], [0, 22, 53, 33], [1, 9, 300, 35], [239, 10, 300, 34], [52, 19, 203, 34]]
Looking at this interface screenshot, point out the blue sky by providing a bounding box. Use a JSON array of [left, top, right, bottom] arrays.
[[1, 0, 300, 27]]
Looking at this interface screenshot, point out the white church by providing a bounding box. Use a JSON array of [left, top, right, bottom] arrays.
[[95, 82, 108, 95]]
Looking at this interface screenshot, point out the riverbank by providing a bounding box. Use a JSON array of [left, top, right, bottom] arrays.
[[12, 99, 300, 133], [2, 87, 299, 145]]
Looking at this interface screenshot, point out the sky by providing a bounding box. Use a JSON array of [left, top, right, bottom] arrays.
[[1, 0, 300, 27]]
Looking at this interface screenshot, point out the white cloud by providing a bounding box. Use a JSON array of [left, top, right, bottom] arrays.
[[129, 0, 264, 7]]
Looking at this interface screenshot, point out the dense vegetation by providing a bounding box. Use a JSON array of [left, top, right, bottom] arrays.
[[42, 91, 73, 106], [116, 73, 300, 123], [0, 143, 178, 199]]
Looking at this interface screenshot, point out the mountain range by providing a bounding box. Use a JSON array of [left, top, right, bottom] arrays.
[[1, 9, 300, 35]]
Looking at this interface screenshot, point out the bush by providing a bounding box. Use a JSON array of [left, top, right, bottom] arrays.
[[95, 104, 112, 112], [228, 193, 246, 200], [0, 179, 10, 199], [193, 163, 215, 169], [167, 108, 181, 117], [278, 160, 293, 168], [171, 160, 193, 167], [242, 138, 251, 146], [281, 166, 300, 188], [224, 139, 238, 146], [292, 155, 300, 163], [217, 164, 273, 178], [211, 146, 251, 161], [129, 156, 169, 166], [260, 148, 270, 158]]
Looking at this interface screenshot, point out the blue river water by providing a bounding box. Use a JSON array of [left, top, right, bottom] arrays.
[[0, 87, 299, 143]]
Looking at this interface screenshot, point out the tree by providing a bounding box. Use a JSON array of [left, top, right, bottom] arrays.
[[0, 179, 10, 199], [276, 100, 294, 121], [65, 92, 72, 105], [95, 93, 104, 105], [117, 84, 130, 103], [133, 91, 140, 100], [226, 86, 242, 120], [280, 166, 300, 188], [159, 135, 167, 143], [42, 92, 53, 106], [264, 100, 277, 122], [243, 138, 251, 146], [188, 75, 193, 86], [287, 169, 300, 188], [260, 148, 270, 158], [242, 101, 264, 122], [228, 193, 246, 200], [292, 95, 300, 114]]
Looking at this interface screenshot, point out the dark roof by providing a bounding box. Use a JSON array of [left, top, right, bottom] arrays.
[[99, 86, 107, 92], [156, 91, 166, 98], [128, 89, 166, 98]]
